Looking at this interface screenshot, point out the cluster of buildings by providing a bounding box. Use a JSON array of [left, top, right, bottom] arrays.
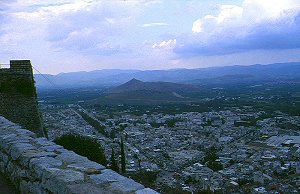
[[41, 103, 300, 193]]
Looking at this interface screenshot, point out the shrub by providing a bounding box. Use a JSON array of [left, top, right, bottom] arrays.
[[54, 134, 108, 166]]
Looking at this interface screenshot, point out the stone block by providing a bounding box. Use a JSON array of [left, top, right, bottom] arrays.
[[109, 178, 145, 193], [135, 188, 160, 194], [20, 180, 30, 194], [6, 160, 16, 175], [55, 150, 90, 164], [20, 180, 46, 194], [44, 168, 85, 183], [9, 142, 37, 160], [40, 144, 63, 152], [66, 183, 112, 194], [19, 150, 57, 167], [0, 134, 18, 150], [30, 157, 63, 179], [0, 127, 18, 136], [42, 168, 85, 193], [0, 135, 33, 152], [0, 151, 9, 165], [33, 137, 56, 147], [67, 160, 105, 174], [90, 169, 126, 184], [16, 129, 37, 138], [0, 161, 6, 173]]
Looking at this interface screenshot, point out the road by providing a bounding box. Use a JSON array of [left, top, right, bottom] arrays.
[[0, 173, 18, 194]]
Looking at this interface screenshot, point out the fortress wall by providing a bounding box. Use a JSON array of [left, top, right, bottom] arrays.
[[0, 60, 44, 137], [0, 116, 158, 194]]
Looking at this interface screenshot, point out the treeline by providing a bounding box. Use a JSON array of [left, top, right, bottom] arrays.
[[150, 119, 183, 128], [79, 111, 109, 137]]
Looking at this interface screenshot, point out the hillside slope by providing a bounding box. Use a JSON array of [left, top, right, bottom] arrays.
[[92, 79, 201, 105]]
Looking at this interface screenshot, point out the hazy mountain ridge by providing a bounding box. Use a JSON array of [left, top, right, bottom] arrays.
[[91, 79, 199, 105], [35, 62, 300, 89], [35, 69, 141, 88], [109, 78, 200, 94]]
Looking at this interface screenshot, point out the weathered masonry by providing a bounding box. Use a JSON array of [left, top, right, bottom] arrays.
[[0, 116, 159, 194], [0, 60, 45, 137]]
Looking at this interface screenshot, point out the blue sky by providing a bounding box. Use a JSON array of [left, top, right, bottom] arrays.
[[0, 0, 300, 74]]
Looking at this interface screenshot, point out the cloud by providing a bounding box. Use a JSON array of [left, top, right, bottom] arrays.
[[1, 0, 300, 73], [175, 0, 300, 56], [0, 0, 17, 7], [152, 39, 176, 50], [141, 22, 169, 27], [0, 0, 141, 54], [192, 19, 202, 33], [0, 0, 16, 32]]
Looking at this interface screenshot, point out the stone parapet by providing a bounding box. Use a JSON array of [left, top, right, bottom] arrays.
[[0, 116, 159, 194]]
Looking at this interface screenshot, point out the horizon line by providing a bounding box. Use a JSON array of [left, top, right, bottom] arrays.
[[32, 61, 300, 76]]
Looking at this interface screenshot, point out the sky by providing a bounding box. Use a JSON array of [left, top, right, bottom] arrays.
[[0, 0, 300, 74]]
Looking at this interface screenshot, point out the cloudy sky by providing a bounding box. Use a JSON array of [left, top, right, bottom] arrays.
[[0, 0, 300, 74]]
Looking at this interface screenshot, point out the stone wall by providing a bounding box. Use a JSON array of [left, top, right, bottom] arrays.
[[0, 116, 158, 194], [0, 60, 44, 137]]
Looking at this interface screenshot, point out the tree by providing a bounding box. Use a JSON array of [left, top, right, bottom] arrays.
[[120, 137, 126, 174], [110, 129, 116, 139], [110, 147, 119, 172], [203, 146, 223, 171], [129, 170, 158, 189], [229, 159, 235, 165]]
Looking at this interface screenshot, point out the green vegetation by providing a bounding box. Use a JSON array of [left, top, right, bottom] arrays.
[[196, 190, 214, 194], [110, 147, 120, 173], [202, 120, 212, 127], [229, 159, 235, 165], [237, 179, 253, 186], [159, 185, 190, 194], [39, 81, 300, 117], [79, 111, 109, 137], [234, 120, 254, 127], [150, 122, 164, 128], [149, 119, 182, 128], [110, 129, 116, 139], [54, 133, 108, 166], [166, 119, 182, 128], [119, 123, 128, 131], [120, 137, 126, 174], [203, 147, 223, 171], [277, 122, 300, 131], [129, 170, 158, 189]]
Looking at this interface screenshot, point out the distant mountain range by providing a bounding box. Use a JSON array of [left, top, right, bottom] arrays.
[[35, 62, 300, 89]]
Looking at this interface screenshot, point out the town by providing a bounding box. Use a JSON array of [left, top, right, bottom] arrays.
[[40, 102, 300, 194]]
